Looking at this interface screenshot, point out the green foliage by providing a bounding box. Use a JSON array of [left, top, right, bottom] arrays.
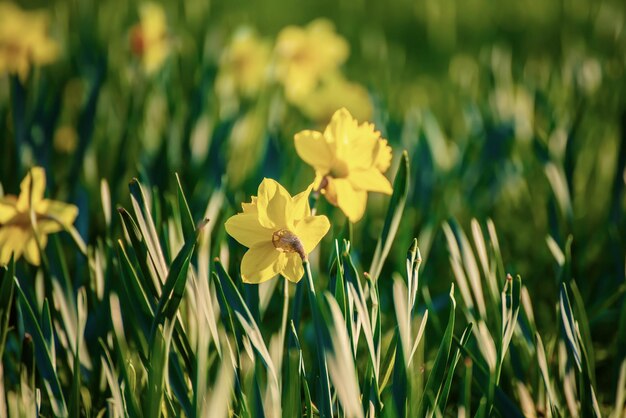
[[1, 0, 625, 416]]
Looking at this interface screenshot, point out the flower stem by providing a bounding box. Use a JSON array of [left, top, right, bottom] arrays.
[[303, 259, 333, 418]]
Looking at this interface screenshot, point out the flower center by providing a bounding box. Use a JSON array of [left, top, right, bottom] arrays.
[[0, 211, 49, 230], [2, 212, 31, 229], [272, 229, 306, 260], [329, 159, 349, 178]]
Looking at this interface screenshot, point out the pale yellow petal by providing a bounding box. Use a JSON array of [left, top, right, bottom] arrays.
[[333, 178, 368, 223], [36, 219, 63, 235], [294, 215, 330, 254], [38, 200, 78, 228], [281, 253, 304, 283], [0, 227, 28, 264], [23, 233, 47, 266], [256, 178, 291, 229], [323, 108, 356, 155], [17, 167, 46, 211], [374, 139, 392, 172], [348, 169, 393, 194], [291, 185, 313, 221], [294, 130, 333, 172], [323, 108, 380, 170], [0, 197, 17, 223], [241, 196, 258, 214], [0, 229, 17, 265], [225, 213, 272, 249], [241, 243, 285, 284]]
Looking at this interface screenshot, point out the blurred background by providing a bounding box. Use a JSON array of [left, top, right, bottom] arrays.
[[1, 0, 625, 412]]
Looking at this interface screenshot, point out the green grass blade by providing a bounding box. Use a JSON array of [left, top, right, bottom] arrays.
[[435, 323, 473, 415], [175, 173, 196, 243], [15, 280, 68, 417], [118, 207, 161, 297], [0, 256, 16, 360], [283, 322, 303, 417], [325, 294, 364, 418], [303, 261, 333, 418], [418, 284, 455, 417], [150, 225, 201, 343], [129, 178, 168, 282], [369, 150, 410, 281]]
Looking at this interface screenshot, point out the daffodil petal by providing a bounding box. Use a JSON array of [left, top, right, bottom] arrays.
[[281, 253, 304, 283], [225, 213, 273, 248], [333, 178, 368, 223], [0, 227, 28, 265], [241, 196, 258, 214], [292, 184, 313, 221], [294, 130, 332, 172], [322, 108, 382, 170], [23, 234, 46, 266], [17, 167, 46, 211], [374, 139, 392, 172], [295, 215, 330, 254], [241, 243, 285, 284], [36, 219, 63, 234], [256, 178, 290, 229], [0, 229, 16, 265], [323, 108, 355, 157], [38, 200, 78, 228], [0, 197, 17, 223], [348, 168, 393, 194]]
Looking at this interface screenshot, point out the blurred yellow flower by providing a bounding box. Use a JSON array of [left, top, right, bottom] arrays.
[[53, 125, 78, 153], [295, 108, 393, 222], [130, 3, 169, 74], [226, 111, 266, 187], [0, 167, 78, 266], [216, 28, 271, 99], [294, 72, 373, 123], [0, 2, 59, 82], [225, 178, 330, 284], [274, 19, 349, 102]]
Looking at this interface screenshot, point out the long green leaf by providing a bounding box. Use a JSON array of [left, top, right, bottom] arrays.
[[0, 256, 15, 359], [418, 284, 456, 417], [15, 280, 68, 417], [369, 151, 410, 281]]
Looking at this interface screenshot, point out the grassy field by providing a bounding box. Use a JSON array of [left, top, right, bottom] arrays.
[[0, 0, 625, 416]]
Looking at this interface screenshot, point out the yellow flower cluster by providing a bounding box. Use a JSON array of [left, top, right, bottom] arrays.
[[0, 168, 78, 266], [226, 108, 393, 284], [0, 2, 59, 81], [273, 19, 349, 103], [129, 3, 170, 75], [216, 28, 272, 100], [216, 19, 372, 122]]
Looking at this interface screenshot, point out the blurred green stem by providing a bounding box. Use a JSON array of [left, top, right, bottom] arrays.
[[10, 76, 26, 180], [303, 259, 333, 418]]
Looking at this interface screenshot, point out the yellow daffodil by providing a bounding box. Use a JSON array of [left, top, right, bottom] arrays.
[[294, 72, 373, 123], [295, 108, 393, 222], [0, 167, 78, 266], [130, 3, 170, 74], [0, 2, 59, 82], [274, 19, 349, 102], [225, 178, 330, 284], [216, 28, 271, 99], [53, 125, 78, 153]]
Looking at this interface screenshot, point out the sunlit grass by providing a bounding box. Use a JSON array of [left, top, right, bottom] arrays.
[[0, 0, 625, 417]]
